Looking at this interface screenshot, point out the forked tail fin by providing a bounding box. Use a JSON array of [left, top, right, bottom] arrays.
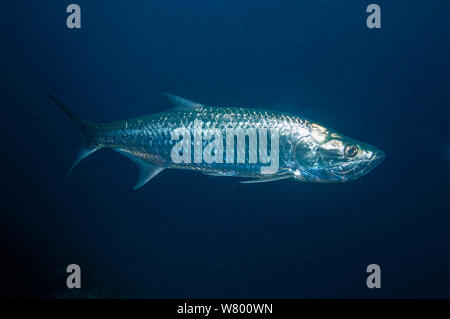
[[47, 93, 100, 176]]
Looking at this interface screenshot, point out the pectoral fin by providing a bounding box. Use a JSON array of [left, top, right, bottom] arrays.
[[240, 174, 291, 184], [202, 171, 235, 177], [113, 149, 164, 189]]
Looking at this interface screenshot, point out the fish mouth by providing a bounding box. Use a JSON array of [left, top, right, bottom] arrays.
[[368, 149, 386, 169], [329, 149, 385, 179]]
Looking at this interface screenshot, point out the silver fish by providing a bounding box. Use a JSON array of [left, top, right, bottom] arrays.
[[48, 93, 385, 189]]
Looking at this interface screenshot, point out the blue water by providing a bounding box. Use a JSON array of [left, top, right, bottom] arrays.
[[1, 0, 449, 298]]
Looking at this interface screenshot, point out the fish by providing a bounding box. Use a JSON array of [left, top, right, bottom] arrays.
[[48, 92, 385, 189]]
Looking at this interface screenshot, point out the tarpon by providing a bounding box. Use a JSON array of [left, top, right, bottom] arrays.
[[48, 93, 385, 189]]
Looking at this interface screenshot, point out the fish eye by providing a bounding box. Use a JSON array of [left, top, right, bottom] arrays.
[[344, 145, 358, 158]]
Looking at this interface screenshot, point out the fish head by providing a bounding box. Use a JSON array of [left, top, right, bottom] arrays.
[[291, 123, 385, 182]]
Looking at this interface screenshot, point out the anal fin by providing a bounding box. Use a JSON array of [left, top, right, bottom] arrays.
[[114, 149, 164, 189]]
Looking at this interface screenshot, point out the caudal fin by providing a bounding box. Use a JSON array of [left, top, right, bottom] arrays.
[[47, 93, 99, 176]]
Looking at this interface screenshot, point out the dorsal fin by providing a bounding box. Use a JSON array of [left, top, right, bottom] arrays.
[[162, 92, 204, 110]]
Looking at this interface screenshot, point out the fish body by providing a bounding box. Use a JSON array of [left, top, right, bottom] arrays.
[[49, 93, 385, 189]]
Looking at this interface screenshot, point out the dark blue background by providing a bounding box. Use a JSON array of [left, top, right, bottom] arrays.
[[1, 0, 449, 298]]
